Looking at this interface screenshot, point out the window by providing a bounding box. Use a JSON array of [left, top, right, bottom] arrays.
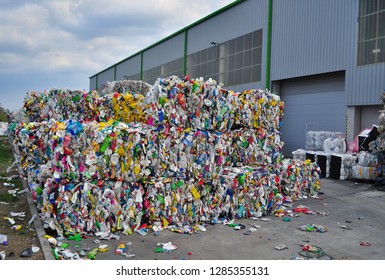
[[186, 29, 263, 86], [142, 57, 184, 84], [358, 0, 385, 66]]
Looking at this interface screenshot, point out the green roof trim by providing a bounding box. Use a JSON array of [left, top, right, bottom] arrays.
[[89, 0, 245, 79]]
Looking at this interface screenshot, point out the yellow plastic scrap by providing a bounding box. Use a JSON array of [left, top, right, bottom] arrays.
[[162, 217, 169, 227], [190, 185, 200, 200]]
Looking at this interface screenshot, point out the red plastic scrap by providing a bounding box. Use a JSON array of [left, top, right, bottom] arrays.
[[293, 206, 311, 214]]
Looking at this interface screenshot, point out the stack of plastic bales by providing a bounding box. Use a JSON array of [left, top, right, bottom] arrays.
[[293, 131, 348, 180], [305, 131, 344, 151], [351, 151, 378, 180], [10, 76, 320, 236], [368, 93, 385, 186]]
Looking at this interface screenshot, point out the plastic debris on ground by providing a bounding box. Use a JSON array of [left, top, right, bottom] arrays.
[[8, 75, 321, 246], [299, 224, 328, 233], [155, 242, 178, 253]]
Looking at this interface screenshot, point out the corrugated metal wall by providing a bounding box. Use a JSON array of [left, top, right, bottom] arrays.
[[271, 0, 353, 81], [116, 55, 141, 80], [280, 72, 346, 155], [346, 0, 385, 106], [96, 67, 115, 90], [89, 76, 97, 91], [142, 33, 184, 70], [187, 0, 267, 54], [347, 64, 385, 105], [187, 0, 267, 90]]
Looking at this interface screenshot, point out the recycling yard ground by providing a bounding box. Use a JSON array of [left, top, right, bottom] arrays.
[[1, 129, 385, 261]]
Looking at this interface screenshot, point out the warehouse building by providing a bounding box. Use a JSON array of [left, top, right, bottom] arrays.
[[89, 0, 385, 156]]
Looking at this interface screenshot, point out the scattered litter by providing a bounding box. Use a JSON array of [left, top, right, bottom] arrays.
[[28, 214, 36, 226], [360, 242, 371, 246], [274, 244, 288, 250], [7, 190, 17, 196], [115, 243, 135, 258], [282, 217, 291, 222], [98, 244, 109, 252], [0, 251, 5, 260], [3, 183, 15, 187], [135, 228, 148, 236], [299, 244, 334, 259], [338, 222, 352, 230], [244, 228, 257, 235], [31, 246, 40, 253], [17, 189, 28, 195], [11, 225, 22, 230], [0, 234, 7, 245], [60, 243, 70, 249], [68, 233, 82, 242], [4, 217, 16, 225], [249, 223, 261, 229], [87, 248, 99, 260], [156, 242, 178, 253], [299, 224, 328, 233], [20, 248, 33, 258], [10, 211, 25, 217]]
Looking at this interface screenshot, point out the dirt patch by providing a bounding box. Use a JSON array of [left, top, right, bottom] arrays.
[[0, 136, 44, 260]]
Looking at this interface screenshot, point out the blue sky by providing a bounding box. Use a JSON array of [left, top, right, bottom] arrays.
[[0, 0, 235, 111]]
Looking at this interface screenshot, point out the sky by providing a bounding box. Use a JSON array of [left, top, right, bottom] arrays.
[[0, 0, 235, 112]]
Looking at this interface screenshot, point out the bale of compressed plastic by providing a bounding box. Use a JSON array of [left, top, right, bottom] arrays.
[[101, 80, 152, 95], [23, 89, 100, 122], [305, 131, 344, 151], [11, 75, 323, 235]]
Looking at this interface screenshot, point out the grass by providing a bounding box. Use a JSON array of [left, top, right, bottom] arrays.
[[0, 192, 19, 202], [0, 136, 15, 171]]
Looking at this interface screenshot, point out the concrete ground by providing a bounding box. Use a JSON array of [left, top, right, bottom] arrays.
[[34, 178, 385, 260]]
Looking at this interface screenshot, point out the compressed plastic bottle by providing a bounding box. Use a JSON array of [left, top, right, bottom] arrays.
[[0, 234, 7, 245]]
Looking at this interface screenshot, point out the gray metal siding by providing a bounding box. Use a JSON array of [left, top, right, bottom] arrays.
[[97, 67, 114, 88], [89, 76, 97, 91], [347, 64, 385, 105], [187, 0, 268, 54], [271, 0, 354, 81], [280, 72, 346, 155], [360, 105, 382, 128], [345, 0, 385, 106], [187, 0, 267, 89], [116, 55, 141, 80], [142, 33, 184, 70]]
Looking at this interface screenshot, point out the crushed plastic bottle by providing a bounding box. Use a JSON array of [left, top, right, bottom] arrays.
[[0, 234, 7, 245]]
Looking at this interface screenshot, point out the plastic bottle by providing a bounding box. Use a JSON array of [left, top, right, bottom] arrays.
[[0, 234, 7, 245], [100, 135, 111, 154]]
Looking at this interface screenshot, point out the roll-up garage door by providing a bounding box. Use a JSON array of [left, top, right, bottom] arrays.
[[279, 72, 346, 156]]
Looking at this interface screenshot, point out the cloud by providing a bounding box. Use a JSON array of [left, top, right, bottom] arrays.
[[0, 0, 235, 111]]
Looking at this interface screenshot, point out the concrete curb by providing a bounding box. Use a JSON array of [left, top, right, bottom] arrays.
[[23, 178, 55, 260]]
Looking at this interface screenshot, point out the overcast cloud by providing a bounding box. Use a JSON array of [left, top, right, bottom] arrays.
[[0, 0, 235, 111]]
